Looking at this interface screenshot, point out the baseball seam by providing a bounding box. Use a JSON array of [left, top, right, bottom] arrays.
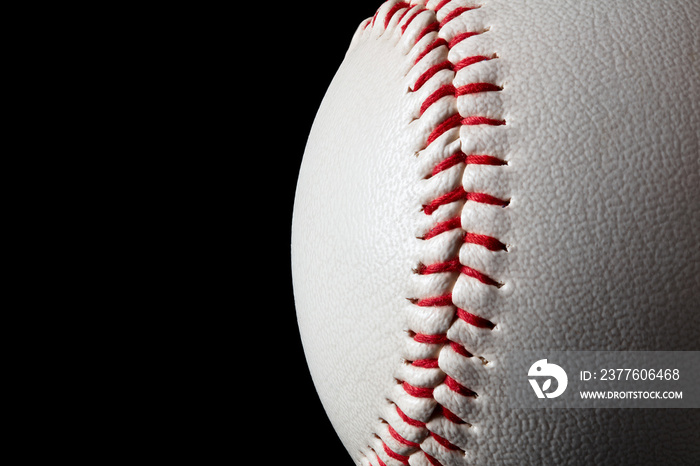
[[357, 1, 509, 465]]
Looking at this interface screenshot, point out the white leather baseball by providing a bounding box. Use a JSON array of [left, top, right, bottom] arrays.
[[292, 1, 700, 464]]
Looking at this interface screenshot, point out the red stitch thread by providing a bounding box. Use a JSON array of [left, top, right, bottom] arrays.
[[420, 84, 456, 115], [456, 82, 502, 95], [427, 114, 505, 147], [440, 405, 466, 424], [431, 151, 466, 175], [426, 113, 462, 146], [466, 191, 510, 207], [424, 452, 444, 466], [388, 423, 421, 448], [372, 453, 387, 466], [403, 382, 435, 398], [423, 186, 467, 214], [453, 54, 494, 70], [414, 37, 448, 65], [416, 258, 461, 275], [423, 187, 509, 215], [401, 7, 426, 34], [396, 405, 427, 428], [457, 308, 495, 329], [418, 259, 501, 286], [413, 332, 449, 344], [464, 232, 507, 251], [430, 432, 462, 451], [371, 10, 380, 27], [430, 152, 505, 177], [360, 3, 508, 463], [444, 375, 477, 397], [465, 154, 507, 165], [421, 216, 462, 240], [415, 294, 453, 307], [385, 2, 411, 28], [412, 358, 440, 368], [450, 341, 473, 357], [449, 31, 482, 48], [382, 441, 410, 464], [434, 0, 452, 12], [413, 60, 453, 92], [415, 20, 440, 44], [461, 264, 502, 287], [440, 6, 478, 28], [462, 115, 506, 126]]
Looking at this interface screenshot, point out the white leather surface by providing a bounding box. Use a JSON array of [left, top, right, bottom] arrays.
[[292, 0, 700, 464]]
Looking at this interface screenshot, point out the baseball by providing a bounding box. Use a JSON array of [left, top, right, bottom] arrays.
[[291, 1, 699, 464]]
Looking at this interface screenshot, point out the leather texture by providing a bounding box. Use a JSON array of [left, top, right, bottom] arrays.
[[292, 1, 700, 464]]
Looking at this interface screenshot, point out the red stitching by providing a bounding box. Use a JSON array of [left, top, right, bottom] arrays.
[[413, 295, 496, 330], [422, 219, 505, 251], [440, 405, 466, 424], [413, 332, 449, 344], [416, 258, 461, 275], [402, 381, 435, 398], [385, 2, 411, 28], [421, 216, 462, 240], [434, 0, 452, 12], [445, 375, 478, 397], [424, 452, 444, 466], [440, 6, 478, 28], [418, 258, 502, 287], [431, 150, 466, 174], [463, 115, 506, 126], [441, 233, 505, 253], [382, 441, 410, 464], [370, 10, 380, 28], [412, 43, 493, 93], [430, 432, 462, 451], [427, 114, 505, 147], [457, 307, 495, 329], [372, 453, 387, 466], [426, 113, 462, 145], [464, 232, 507, 251], [449, 31, 483, 48], [420, 84, 455, 115], [414, 37, 448, 65], [414, 294, 453, 307], [461, 264, 502, 287], [401, 7, 426, 34], [388, 423, 421, 448], [450, 341, 473, 358], [359, 2, 509, 463], [466, 191, 510, 207], [396, 405, 427, 428], [454, 54, 495, 70], [423, 187, 509, 215], [438, 150, 470, 174], [413, 60, 453, 92], [415, 20, 440, 44], [412, 358, 440, 368], [421, 83, 502, 123], [465, 154, 507, 166], [456, 82, 502, 96]]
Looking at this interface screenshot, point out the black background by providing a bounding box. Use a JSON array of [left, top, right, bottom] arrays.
[[271, 1, 385, 465]]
